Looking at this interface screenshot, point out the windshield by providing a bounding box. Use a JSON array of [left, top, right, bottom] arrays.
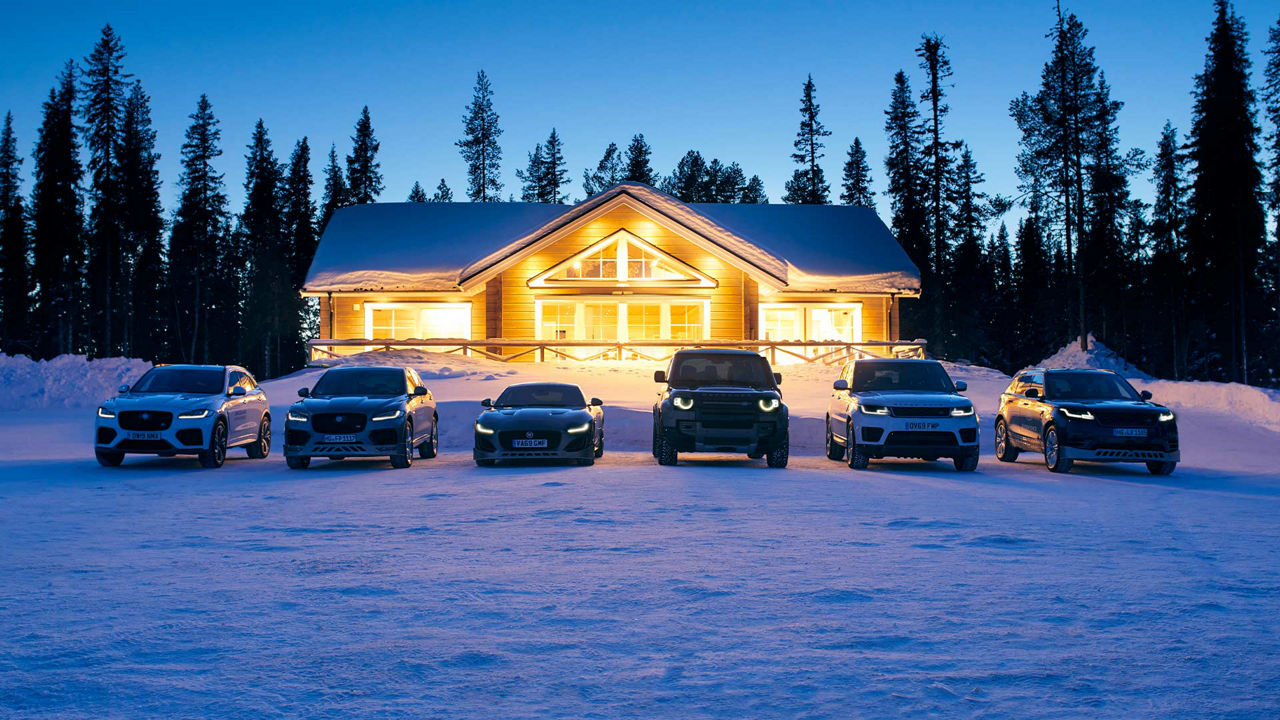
[[131, 368, 225, 394], [1046, 372, 1140, 401], [851, 361, 954, 393], [668, 354, 773, 389], [495, 384, 586, 408], [310, 369, 406, 397]]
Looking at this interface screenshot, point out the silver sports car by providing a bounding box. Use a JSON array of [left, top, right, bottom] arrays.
[[473, 382, 604, 466]]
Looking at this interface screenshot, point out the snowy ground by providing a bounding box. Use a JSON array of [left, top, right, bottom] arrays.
[[1, 349, 1279, 718]]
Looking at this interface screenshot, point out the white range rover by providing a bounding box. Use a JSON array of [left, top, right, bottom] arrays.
[[94, 364, 271, 468], [824, 358, 979, 471]]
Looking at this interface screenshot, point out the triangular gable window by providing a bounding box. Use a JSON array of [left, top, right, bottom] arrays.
[[529, 229, 716, 288]]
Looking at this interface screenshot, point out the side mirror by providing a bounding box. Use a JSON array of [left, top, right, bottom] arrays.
[[1025, 387, 1041, 399], [117, 384, 130, 394], [414, 386, 428, 396], [481, 398, 492, 407], [1140, 390, 1152, 401], [833, 379, 849, 391], [590, 397, 603, 406], [230, 385, 247, 397], [955, 380, 968, 392], [774, 372, 783, 385], [653, 370, 667, 383], [297, 387, 309, 397]]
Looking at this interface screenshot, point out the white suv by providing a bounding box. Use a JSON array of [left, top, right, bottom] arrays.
[[95, 364, 271, 468], [825, 358, 979, 471]]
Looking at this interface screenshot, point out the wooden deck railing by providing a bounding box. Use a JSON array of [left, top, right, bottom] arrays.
[[308, 338, 927, 365]]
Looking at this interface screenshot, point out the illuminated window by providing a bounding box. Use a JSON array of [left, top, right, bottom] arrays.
[[762, 308, 802, 341], [582, 303, 618, 341], [540, 302, 576, 340], [532, 230, 714, 287], [627, 303, 663, 340], [809, 307, 858, 342], [669, 304, 704, 340], [628, 244, 687, 280], [370, 308, 419, 338]]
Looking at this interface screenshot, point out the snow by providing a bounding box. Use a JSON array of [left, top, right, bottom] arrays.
[[1034, 333, 1153, 379], [2, 349, 1278, 717], [0, 353, 151, 410]]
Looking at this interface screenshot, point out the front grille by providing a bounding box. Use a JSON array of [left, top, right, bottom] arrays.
[[312, 413, 367, 434], [175, 428, 203, 446], [285, 430, 310, 446], [884, 431, 957, 447], [369, 428, 399, 446], [1090, 410, 1157, 427], [116, 438, 174, 452], [890, 406, 951, 418], [96, 427, 117, 445], [118, 411, 172, 431], [699, 416, 756, 430], [498, 430, 560, 450]]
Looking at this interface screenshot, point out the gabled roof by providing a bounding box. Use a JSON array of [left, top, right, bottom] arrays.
[[303, 182, 920, 294]]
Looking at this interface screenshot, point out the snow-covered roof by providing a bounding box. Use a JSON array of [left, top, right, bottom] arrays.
[[303, 182, 920, 294]]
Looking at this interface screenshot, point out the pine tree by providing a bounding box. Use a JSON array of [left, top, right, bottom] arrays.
[[318, 145, 347, 235], [1185, 0, 1266, 383], [582, 142, 623, 197], [917, 34, 958, 287], [946, 145, 989, 360], [1261, 15, 1280, 383], [80, 25, 131, 356], [118, 81, 167, 361], [31, 62, 84, 357], [740, 175, 768, 203], [883, 70, 929, 339], [985, 223, 1016, 371], [457, 70, 503, 202], [0, 112, 30, 344], [624, 134, 658, 186], [517, 143, 545, 202], [345, 106, 382, 204], [431, 178, 453, 202], [540, 128, 568, 203], [839, 137, 876, 208], [663, 150, 711, 202], [782, 75, 831, 204], [282, 137, 316, 353], [407, 181, 428, 202], [1012, 191, 1054, 365], [169, 94, 230, 364], [1150, 121, 1188, 378], [711, 161, 747, 203], [239, 120, 290, 377]]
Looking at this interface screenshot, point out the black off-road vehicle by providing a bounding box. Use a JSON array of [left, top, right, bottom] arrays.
[[651, 349, 789, 467]]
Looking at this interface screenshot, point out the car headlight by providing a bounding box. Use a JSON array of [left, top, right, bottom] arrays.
[[474, 422, 495, 435], [287, 410, 309, 423], [371, 409, 403, 422], [178, 408, 210, 419], [567, 422, 591, 434], [758, 398, 780, 412], [859, 404, 889, 416], [1060, 408, 1095, 420], [1158, 411, 1175, 423], [950, 405, 974, 417], [97, 407, 116, 419], [672, 395, 694, 410]]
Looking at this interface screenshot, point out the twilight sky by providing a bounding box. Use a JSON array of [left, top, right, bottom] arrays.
[[1, 0, 1277, 232]]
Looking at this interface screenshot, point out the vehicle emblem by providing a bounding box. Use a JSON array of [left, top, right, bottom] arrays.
[[526, 431, 534, 438], [141, 412, 150, 420], [336, 416, 344, 423]]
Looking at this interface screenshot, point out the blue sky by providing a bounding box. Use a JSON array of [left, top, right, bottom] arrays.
[[1, 0, 1277, 232]]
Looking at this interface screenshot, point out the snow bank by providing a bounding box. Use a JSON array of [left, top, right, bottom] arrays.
[[0, 354, 151, 410], [1035, 334, 1153, 379]]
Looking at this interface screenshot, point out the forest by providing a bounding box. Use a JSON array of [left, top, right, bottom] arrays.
[[0, 1, 1278, 387]]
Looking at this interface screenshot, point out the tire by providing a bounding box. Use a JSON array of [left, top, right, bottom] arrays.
[[953, 453, 979, 472], [1043, 426, 1073, 474], [246, 414, 271, 459], [418, 417, 438, 459], [651, 418, 661, 458], [846, 421, 869, 469], [286, 455, 311, 470], [475, 458, 496, 467], [199, 419, 228, 469], [656, 429, 678, 466], [825, 419, 844, 461], [95, 449, 124, 467], [766, 433, 789, 468], [594, 429, 604, 458], [1146, 460, 1177, 476], [994, 418, 1019, 462], [390, 420, 413, 469]]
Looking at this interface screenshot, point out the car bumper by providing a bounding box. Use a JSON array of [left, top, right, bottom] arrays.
[[853, 415, 979, 459], [284, 421, 405, 458], [662, 413, 788, 453], [94, 416, 215, 455], [1060, 446, 1180, 463], [1058, 421, 1179, 463], [473, 428, 594, 461]]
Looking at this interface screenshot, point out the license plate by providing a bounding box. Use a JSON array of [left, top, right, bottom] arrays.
[[512, 438, 548, 448], [1114, 428, 1148, 437], [323, 434, 358, 443], [906, 422, 940, 430], [125, 431, 160, 440]]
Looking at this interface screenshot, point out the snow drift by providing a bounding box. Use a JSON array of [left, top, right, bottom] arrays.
[[0, 354, 151, 410]]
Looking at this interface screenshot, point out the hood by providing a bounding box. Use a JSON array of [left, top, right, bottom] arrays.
[[680, 386, 779, 396], [1058, 399, 1166, 412], [476, 407, 593, 427], [107, 392, 222, 409], [296, 396, 404, 414], [853, 391, 966, 407]]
